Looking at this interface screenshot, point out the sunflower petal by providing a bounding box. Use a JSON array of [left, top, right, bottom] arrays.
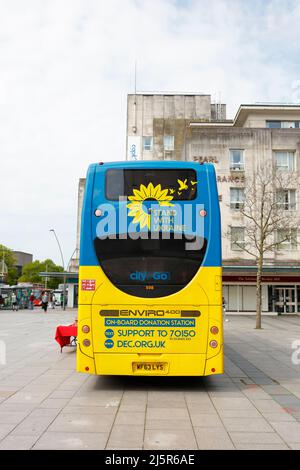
[[160, 201, 174, 206], [157, 189, 169, 199], [139, 214, 147, 228], [132, 189, 143, 200], [148, 182, 155, 197], [152, 184, 161, 198], [139, 184, 148, 198]]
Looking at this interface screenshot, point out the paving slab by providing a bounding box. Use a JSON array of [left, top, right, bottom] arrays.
[[218, 408, 262, 418], [289, 443, 300, 449], [221, 417, 273, 432], [0, 423, 18, 440], [146, 407, 190, 420], [114, 412, 145, 426], [0, 410, 31, 424], [262, 412, 297, 422], [211, 397, 257, 411], [118, 403, 147, 413], [47, 412, 115, 433], [1, 311, 300, 450], [235, 443, 289, 450], [251, 399, 286, 413], [145, 419, 193, 430], [0, 434, 39, 450], [270, 421, 300, 443], [190, 413, 224, 428], [106, 424, 144, 449], [10, 409, 60, 436], [194, 427, 235, 449], [38, 398, 71, 409], [229, 431, 285, 445], [186, 403, 218, 414], [144, 429, 197, 450], [33, 431, 109, 450]]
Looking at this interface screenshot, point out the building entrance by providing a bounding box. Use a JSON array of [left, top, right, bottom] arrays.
[[274, 286, 297, 313]]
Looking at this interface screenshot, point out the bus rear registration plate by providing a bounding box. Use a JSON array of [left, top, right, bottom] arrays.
[[132, 362, 168, 374]]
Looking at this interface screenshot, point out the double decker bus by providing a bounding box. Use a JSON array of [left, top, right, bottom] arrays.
[[77, 161, 223, 376]]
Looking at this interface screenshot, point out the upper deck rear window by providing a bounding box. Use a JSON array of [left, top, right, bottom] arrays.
[[105, 169, 197, 201]]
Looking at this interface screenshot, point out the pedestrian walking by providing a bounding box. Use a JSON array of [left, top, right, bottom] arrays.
[[11, 292, 19, 311], [0, 294, 4, 310], [222, 296, 229, 322], [28, 292, 35, 310], [49, 292, 55, 309], [41, 292, 48, 312]]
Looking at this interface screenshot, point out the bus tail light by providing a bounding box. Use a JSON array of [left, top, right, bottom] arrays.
[[82, 325, 90, 333], [210, 326, 219, 335], [83, 339, 91, 347], [209, 340, 218, 348]]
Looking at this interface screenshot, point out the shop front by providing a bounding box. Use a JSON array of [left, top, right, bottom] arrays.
[[223, 268, 300, 314]]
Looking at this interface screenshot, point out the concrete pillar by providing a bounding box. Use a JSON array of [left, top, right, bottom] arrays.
[[67, 284, 74, 308]]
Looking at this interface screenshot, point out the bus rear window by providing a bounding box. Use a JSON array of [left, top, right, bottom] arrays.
[[105, 169, 197, 201], [94, 233, 207, 298]]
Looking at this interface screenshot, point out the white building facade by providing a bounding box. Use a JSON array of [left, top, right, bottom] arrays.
[[126, 94, 300, 314]]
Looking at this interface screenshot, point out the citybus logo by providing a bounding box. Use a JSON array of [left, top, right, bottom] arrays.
[[129, 271, 171, 281]]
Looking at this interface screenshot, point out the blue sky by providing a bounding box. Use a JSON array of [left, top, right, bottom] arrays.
[[0, 0, 300, 265]]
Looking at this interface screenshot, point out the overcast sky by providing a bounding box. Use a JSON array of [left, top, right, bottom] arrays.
[[1, 0, 300, 266]]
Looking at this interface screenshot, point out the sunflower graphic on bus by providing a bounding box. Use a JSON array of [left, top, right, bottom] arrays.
[[127, 182, 174, 229]]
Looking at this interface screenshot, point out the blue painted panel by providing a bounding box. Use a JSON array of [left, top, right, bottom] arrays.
[[80, 161, 221, 267]]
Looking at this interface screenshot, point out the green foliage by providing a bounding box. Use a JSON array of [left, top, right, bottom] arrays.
[[0, 244, 18, 285], [7, 267, 18, 285], [19, 259, 64, 289], [0, 244, 16, 268]]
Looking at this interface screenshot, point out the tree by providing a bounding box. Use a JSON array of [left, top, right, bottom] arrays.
[[18, 259, 64, 289], [227, 167, 298, 329], [0, 244, 18, 285]]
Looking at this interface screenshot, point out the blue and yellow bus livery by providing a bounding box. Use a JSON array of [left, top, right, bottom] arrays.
[[77, 161, 223, 376]]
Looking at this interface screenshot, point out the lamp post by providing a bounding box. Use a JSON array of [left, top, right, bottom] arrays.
[[50, 229, 66, 311]]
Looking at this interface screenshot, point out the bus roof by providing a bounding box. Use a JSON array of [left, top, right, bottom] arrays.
[[90, 161, 216, 173]]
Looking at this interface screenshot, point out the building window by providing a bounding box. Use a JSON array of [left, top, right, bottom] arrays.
[[267, 121, 299, 128], [266, 121, 281, 128], [230, 149, 244, 171], [276, 189, 296, 211], [164, 135, 174, 151], [143, 136, 153, 151], [276, 229, 297, 250], [231, 227, 245, 251], [274, 151, 295, 171], [230, 188, 245, 210], [281, 121, 297, 129]]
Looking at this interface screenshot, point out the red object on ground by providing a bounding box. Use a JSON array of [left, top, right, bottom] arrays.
[[55, 323, 78, 351]]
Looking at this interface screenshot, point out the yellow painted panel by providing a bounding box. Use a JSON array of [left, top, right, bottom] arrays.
[[94, 353, 207, 376], [77, 265, 223, 376], [92, 304, 208, 355], [78, 265, 222, 306]]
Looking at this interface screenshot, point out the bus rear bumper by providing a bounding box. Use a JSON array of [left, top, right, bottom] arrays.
[[77, 349, 224, 376]]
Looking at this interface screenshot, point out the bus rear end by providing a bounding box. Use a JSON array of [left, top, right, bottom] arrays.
[[77, 161, 223, 376]]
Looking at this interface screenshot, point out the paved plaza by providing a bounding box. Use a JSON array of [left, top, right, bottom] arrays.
[[0, 309, 300, 450]]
